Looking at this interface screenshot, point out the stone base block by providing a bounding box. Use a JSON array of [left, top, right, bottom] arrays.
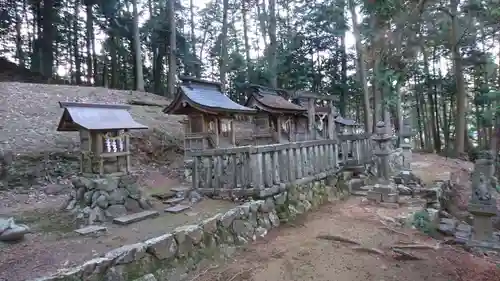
[[367, 191, 382, 202], [382, 193, 399, 203], [379, 202, 400, 209], [466, 239, 500, 252], [471, 215, 496, 242], [468, 203, 498, 216]]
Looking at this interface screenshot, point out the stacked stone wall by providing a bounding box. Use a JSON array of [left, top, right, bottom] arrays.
[[34, 174, 353, 281]]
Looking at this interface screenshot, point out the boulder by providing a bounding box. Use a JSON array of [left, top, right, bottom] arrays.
[[0, 217, 30, 242]]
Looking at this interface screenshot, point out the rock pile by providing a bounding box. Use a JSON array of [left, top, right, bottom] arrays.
[[63, 175, 152, 226]]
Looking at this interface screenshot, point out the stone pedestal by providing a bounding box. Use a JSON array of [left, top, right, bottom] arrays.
[[367, 184, 399, 203], [468, 203, 498, 246], [64, 174, 152, 226]]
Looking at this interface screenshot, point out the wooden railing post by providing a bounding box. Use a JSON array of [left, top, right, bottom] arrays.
[[250, 148, 263, 189]]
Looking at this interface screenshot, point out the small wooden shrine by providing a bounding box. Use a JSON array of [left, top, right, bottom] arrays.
[[335, 115, 361, 135], [56, 102, 148, 175], [243, 84, 307, 144], [163, 77, 256, 151], [290, 91, 337, 140]]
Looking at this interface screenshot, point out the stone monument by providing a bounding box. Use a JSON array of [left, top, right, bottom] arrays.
[[367, 121, 399, 204], [393, 119, 421, 193], [467, 151, 500, 250]]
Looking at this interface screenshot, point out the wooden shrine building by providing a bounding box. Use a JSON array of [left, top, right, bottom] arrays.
[[242, 84, 308, 144], [56, 102, 148, 175], [288, 91, 337, 140], [163, 77, 256, 151]]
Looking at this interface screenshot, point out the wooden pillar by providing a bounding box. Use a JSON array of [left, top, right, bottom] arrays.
[[277, 116, 282, 143], [125, 129, 131, 173], [201, 115, 207, 149], [214, 117, 220, 147], [327, 100, 336, 140], [230, 118, 236, 146], [307, 98, 316, 140]]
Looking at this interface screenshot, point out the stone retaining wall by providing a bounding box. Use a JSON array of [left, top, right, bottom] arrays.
[[33, 174, 352, 281]]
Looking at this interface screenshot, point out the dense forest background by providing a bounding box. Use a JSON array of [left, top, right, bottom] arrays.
[[1, 0, 500, 158]]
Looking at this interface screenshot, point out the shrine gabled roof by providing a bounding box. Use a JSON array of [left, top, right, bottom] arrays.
[[335, 115, 359, 126], [56, 102, 148, 132], [163, 77, 256, 115], [243, 84, 307, 113]]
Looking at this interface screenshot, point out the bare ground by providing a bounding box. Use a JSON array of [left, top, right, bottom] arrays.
[[186, 198, 500, 281], [182, 153, 500, 281], [1, 152, 496, 281], [0, 172, 237, 281]]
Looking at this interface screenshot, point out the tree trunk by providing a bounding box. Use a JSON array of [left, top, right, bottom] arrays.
[[450, 0, 467, 155], [41, 0, 54, 79], [132, 0, 145, 91], [268, 0, 277, 88], [242, 0, 252, 81], [166, 0, 177, 97], [189, 0, 200, 77], [422, 48, 439, 152], [15, 3, 24, 68], [348, 0, 371, 133], [219, 0, 229, 89], [258, 0, 268, 48], [86, 3, 93, 84], [73, 0, 81, 84]]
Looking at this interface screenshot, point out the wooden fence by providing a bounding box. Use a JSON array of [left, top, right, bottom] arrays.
[[187, 133, 373, 198]]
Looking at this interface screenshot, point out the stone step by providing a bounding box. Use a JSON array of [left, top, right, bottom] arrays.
[[171, 186, 190, 193], [165, 204, 191, 213], [74, 225, 107, 235], [163, 197, 185, 205], [351, 191, 367, 197], [113, 210, 160, 225]]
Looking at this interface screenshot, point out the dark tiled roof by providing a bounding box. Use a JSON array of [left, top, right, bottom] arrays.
[[57, 102, 148, 131], [165, 77, 256, 114], [250, 85, 306, 112]]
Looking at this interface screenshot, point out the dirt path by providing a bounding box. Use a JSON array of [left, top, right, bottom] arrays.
[[185, 154, 499, 281], [187, 198, 500, 281]]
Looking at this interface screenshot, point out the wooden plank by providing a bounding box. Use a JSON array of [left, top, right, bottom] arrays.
[[296, 147, 303, 179], [251, 152, 263, 188], [113, 211, 160, 225], [288, 148, 295, 181], [264, 152, 272, 187], [272, 151, 280, 185], [214, 156, 222, 190]]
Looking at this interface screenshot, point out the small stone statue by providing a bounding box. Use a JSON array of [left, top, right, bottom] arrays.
[[472, 174, 493, 203]]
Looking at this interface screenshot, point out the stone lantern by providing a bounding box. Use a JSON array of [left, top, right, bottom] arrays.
[[467, 151, 500, 250], [399, 119, 415, 171], [367, 121, 399, 204], [372, 121, 393, 184]]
